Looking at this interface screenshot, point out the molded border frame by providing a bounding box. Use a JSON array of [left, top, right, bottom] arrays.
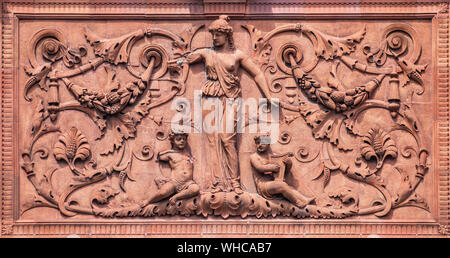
[[0, 0, 448, 237]]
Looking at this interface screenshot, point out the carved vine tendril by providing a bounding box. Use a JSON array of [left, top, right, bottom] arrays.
[[20, 20, 430, 220]]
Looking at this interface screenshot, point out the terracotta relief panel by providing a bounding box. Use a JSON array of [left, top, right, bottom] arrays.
[[1, 0, 449, 237]]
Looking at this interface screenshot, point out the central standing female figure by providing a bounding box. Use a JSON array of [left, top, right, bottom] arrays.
[[185, 15, 274, 194]]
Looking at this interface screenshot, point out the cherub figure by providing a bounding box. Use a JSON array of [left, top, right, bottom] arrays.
[[250, 135, 315, 208], [141, 131, 199, 207]]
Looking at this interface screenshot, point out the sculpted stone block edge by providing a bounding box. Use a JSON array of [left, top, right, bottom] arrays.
[[436, 3, 450, 236]]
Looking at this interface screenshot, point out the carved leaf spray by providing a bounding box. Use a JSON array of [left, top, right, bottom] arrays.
[[20, 19, 429, 219]]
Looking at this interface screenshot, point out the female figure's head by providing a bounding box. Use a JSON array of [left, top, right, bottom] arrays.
[[208, 15, 234, 50]]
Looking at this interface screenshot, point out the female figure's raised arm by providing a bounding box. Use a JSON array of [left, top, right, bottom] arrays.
[[186, 48, 206, 64], [239, 52, 273, 101]]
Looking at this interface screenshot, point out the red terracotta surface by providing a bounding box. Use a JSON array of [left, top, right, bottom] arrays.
[[0, 0, 449, 237]]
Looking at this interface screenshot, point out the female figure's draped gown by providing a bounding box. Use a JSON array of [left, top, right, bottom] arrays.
[[199, 48, 242, 193]]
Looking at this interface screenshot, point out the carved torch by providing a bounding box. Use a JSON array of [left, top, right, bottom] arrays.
[[140, 49, 161, 85], [387, 73, 401, 118], [47, 72, 60, 121]]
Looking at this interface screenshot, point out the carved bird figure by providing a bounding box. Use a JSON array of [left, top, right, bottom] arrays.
[[396, 57, 427, 86], [24, 63, 51, 102]]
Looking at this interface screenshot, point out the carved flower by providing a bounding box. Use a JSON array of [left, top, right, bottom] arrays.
[[361, 128, 398, 169], [1, 225, 13, 235], [54, 127, 91, 174], [439, 224, 448, 235]]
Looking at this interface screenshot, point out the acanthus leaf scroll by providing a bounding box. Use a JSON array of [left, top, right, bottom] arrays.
[[20, 17, 431, 220]]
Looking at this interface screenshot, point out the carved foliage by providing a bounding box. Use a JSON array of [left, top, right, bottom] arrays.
[[20, 19, 431, 221], [302, 25, 366, 60], [90, 185, 119, 206], [242, 25, 273, 67], [84, 27, 146, 65]]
